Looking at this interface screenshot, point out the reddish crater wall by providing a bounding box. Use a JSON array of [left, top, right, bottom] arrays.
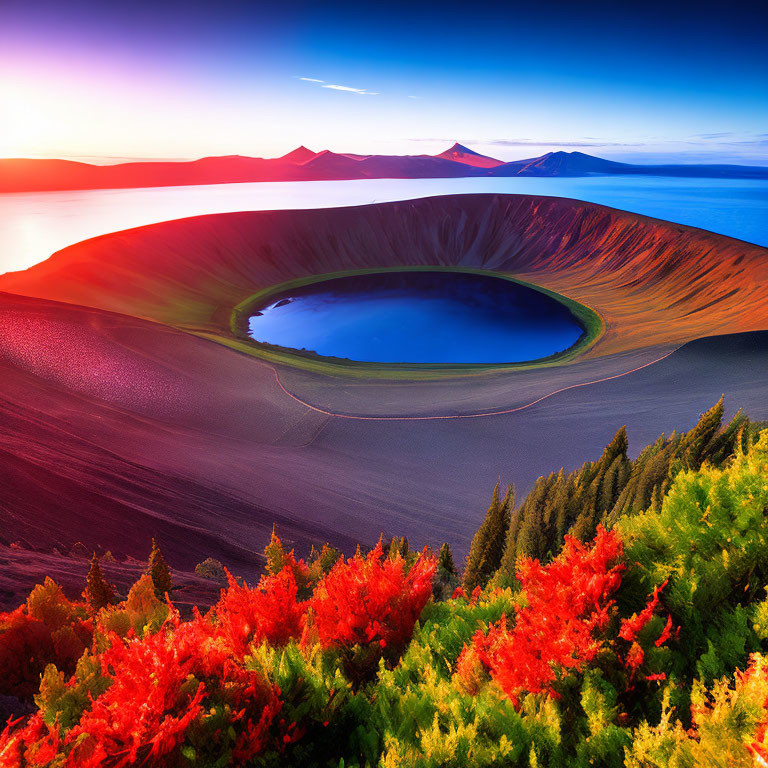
[[1, 194, 766, 358]]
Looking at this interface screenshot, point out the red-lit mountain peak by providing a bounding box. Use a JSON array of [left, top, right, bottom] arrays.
[[435, 142, 504, 168]]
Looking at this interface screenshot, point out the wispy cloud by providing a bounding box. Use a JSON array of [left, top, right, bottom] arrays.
[[322, 84, 378, 95], [693, 132, 735, 140], [488, 139, 644, 147], [296, 77, 379, 95], [409, 137, 644, 147], [685, 131, 768, 148]]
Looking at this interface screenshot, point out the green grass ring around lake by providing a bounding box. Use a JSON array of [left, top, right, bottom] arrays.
[[225, 266, 604, 380]]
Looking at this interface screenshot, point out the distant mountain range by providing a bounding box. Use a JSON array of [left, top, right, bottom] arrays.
[[2, 143, 766, 192]]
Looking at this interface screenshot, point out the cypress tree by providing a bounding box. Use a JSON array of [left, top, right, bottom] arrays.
[[569, 479, 599, 542], [84, 553, 114, 615], [515, 475, 553, 559], [489, 402, 753, 585], [310, 543, 342, 575], [463, 481, 513, 592], [264, 525, 288, 575], [499, 506, 525, 579], [514, 502, 547, 560], [147, 538, 173, 600], [679, 396, 724, 469], [552, 474, 574, 544], [437, 542, 457, 577], [386, 536, 410, 560], [598, 454, 621, 515], [707, 409, 749, 466], [433, 542, 460, 600], [607, 425, 629, 461]]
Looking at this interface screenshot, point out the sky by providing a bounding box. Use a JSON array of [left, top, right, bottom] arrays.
[[1, 0, 766, 164]]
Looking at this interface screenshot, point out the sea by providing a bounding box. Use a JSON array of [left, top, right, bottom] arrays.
[[1, 175, 767, 275]]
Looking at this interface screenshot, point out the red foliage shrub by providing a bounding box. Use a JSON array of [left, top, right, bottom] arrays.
[[619, 580, 675, 677], [0, 578, 92, 699], [1, 611, 282, 767], [0, 544, 438, 762], [212, 567, 306, 658], [456, 527, 625, 706], [619, 580, 667, 643], [0, 713, 60, 768], [309, 541, 437, 665], [456, 527, 676, 705], [730, 655, 768, 768]]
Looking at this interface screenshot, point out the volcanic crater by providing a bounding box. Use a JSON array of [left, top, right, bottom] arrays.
[[1, 194, 767, 605]]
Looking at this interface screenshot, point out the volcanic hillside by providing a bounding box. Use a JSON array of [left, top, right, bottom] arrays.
[[435, 143, 504, 168], [2, 194, 767, 605], [2, 194, 766, 357]]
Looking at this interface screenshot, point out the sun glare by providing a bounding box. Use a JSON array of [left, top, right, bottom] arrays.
[[0, 81, 52, 157]]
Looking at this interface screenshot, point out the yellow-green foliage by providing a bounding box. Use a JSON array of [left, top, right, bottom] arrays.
[[375, 588, 562, 767], [36, 652, 110, 729], [26, 578, 87, 626], [626, 656, 768, 768], [620, 431, 768, 666], [6, 428, 768, 767], [247, 642, 378, 767], [575, 670, 631, 767], [95, 573, 169, 639], [624, 687, 694, 768]]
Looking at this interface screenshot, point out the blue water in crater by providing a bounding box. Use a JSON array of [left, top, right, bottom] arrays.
[[247, 272, 585, 364]]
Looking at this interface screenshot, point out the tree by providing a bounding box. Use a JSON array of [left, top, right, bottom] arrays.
[[433, 542, 460, 601], [84, 553, 115, 614], [308, 543, 342, 577], [147, 538, 172, 600], [264, 525, 289, 576], [437, 543, 457, 577], [678, 396, 724, 470], [463, 481, 513, 593], [386, 536, 410, 561]]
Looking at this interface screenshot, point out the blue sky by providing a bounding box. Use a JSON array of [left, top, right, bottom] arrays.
[[1, 0, 766, 163]]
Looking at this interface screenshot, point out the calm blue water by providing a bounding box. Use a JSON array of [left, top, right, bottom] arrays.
[[2, 175, 766, 275], [248, 272, 585, 364]]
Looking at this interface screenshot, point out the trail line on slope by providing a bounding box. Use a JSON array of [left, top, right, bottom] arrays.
[[270, 347, 681, 422]]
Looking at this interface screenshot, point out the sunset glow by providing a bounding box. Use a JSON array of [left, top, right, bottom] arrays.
[[2, 0, 767, 164], [2, 2, 768, 765]]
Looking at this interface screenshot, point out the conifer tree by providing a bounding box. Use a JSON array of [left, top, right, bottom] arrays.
[[264, 525, 288, 576], [147, 538, 173, 600], [707, 409, 748, 466], [499, 506, 524, 578], [602, 425, 629, 465], [463, 481, 513, 593], [432, 542, 459, 600], [678, 396, 724, 470], [437, 542, 457, 577], [551, 473, 573, 545], [484, 399, 751, 588], [310, 543, 342, 576], [514, 492, 548, 560], [84, 553, 114, 615], [386, 536, 410, 560]]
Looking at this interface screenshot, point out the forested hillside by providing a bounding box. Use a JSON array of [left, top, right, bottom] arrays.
[[3, 404, 768, 766], [464, 398, 764, 591]]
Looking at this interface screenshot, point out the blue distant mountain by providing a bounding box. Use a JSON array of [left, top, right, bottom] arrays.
[[1, 147, 766, 192], [490, 150, 768, 179]]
